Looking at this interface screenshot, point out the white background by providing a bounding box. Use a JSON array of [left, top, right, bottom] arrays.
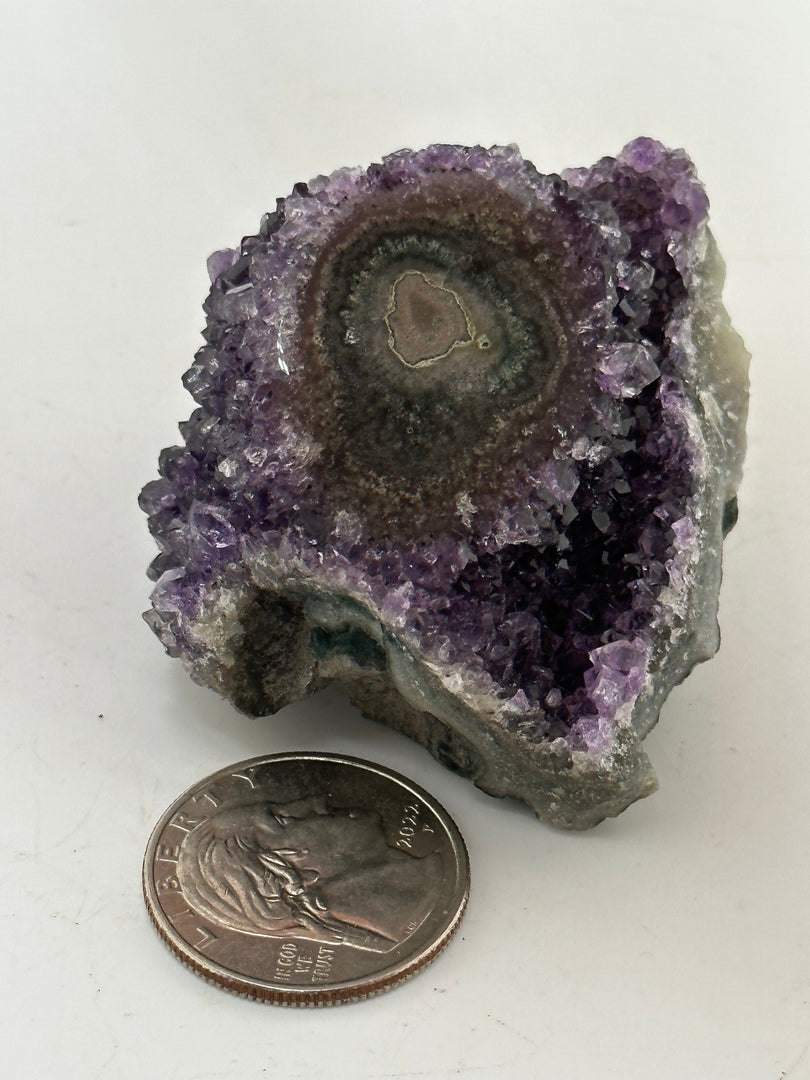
[[2, 1, 808, 1077]]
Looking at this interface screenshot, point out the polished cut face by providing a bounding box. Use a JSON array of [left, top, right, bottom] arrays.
[[141, 140, 749, 828]]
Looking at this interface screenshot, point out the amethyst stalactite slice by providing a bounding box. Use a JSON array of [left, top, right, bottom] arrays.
[[140, 139, 749, 828]]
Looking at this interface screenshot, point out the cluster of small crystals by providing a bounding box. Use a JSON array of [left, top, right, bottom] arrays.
[[141, 138, 712, 753]]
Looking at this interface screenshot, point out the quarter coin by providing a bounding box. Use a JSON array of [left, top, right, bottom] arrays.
[[143, 753, 470, 1005]]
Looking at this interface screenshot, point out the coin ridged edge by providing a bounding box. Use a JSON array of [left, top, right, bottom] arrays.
[[142, 870, 468, 1007]]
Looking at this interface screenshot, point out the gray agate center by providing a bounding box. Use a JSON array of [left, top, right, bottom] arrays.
[[385, 270, 492, 368]]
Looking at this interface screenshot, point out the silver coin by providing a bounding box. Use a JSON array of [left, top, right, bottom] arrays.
[[143, 752, 470, 1006]]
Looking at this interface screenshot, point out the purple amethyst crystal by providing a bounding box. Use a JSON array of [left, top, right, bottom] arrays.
[[140, 139, 749, 828]]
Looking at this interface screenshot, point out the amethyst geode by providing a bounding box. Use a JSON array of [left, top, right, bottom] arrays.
[[140, 139, 749, 828]]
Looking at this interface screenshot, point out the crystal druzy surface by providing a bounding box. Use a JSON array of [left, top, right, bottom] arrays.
[[140, 139, 749, 828]]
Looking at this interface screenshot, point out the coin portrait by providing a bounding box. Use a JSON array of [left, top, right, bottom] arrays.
[[180, 794, 444, 951]]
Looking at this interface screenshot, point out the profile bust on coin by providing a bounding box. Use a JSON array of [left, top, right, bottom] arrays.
[[179, 793, 443, 953]]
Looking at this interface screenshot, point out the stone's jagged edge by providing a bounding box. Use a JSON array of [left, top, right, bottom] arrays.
[[152, 558, 657, 829], [626, 232, 749, 750], [140, 139, 749, 828]]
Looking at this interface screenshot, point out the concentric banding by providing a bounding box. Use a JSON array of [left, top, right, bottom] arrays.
[[272, 160, 613, 536]]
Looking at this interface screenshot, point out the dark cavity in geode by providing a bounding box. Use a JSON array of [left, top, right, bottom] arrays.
[[140, 139, 749, 828]]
